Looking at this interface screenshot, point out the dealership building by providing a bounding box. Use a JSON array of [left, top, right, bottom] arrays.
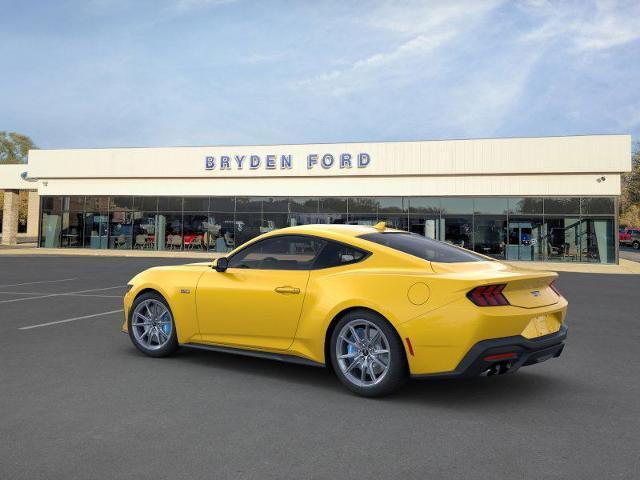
[[0, 134, 631, 264]]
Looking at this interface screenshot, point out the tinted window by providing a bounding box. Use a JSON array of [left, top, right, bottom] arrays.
[[581, 197, 614, 215], [360, 232, 489, 263], [313, 240, 368, 269], [228, 235, 325, 270]]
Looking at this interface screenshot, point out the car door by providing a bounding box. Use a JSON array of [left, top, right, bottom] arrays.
[[195, 235, 326, 351]]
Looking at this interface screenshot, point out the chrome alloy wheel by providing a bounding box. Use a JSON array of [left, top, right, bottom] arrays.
[[131, 299, 173, 351], [335, 319, 391, 387]]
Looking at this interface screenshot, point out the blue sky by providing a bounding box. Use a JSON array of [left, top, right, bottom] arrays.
[[1, 0, 639, 149]]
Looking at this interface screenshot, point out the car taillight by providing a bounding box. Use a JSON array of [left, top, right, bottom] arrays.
[[549, 280, 561, 296], [467, 284, 509, 306]]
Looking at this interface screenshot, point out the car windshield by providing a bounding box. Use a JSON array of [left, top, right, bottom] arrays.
[[359, 232, 490, 263]]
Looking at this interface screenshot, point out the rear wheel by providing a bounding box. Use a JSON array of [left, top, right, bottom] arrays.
[[633, 241, 640, 250], [330, 310, 407, 397], [128, 292, 178, 357]]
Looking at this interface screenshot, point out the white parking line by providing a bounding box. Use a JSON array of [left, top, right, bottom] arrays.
[[18, 309, 124, 330], [0, 278, 79, 288], [0, 291, 122, 298], [0, 285, 126, 304]]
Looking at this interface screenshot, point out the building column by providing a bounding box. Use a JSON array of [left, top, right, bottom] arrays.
[[1, 189, 20, 246], [26, 190, 40, 238]]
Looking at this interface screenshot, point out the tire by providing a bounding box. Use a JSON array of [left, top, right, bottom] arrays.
[[329, 309, 407, 397], [633, 241, 640, 250], [128, 291, 179, 358]]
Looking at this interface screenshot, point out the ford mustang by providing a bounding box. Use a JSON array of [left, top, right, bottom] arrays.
[[123, 223, 568, 397]]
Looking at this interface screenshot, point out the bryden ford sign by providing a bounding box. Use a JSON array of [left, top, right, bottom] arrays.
[[205, 152, 371, 171]]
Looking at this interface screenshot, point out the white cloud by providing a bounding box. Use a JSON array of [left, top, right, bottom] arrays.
[[172, 0, 238, 11], [298, 31, 455, 95], [369, 0, 505, 35], [519, 0, 640, 51], [297, 0, 506, 96], [239, 51, 289, 65], [440, 52, 542, 136]]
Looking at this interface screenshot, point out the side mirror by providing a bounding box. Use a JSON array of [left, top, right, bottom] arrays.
[[215, 256, 229, 272]]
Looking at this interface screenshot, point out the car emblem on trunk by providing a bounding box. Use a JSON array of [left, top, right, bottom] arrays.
[[530, 290, 541, 297]]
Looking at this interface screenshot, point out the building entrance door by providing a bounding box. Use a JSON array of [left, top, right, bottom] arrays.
[[507, 221, 542, 261]]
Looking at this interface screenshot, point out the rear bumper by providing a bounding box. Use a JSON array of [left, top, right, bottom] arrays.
[[412, 324, 567, 378]]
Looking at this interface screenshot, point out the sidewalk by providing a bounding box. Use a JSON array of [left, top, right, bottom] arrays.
[[0, 246, 221, 259], [504, 259, 640, 275], [0, 245, 638, 273]]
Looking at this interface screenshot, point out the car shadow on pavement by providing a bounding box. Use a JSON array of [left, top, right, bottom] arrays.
[[118, 344, 583, 405], [394, 371, 580, 408]]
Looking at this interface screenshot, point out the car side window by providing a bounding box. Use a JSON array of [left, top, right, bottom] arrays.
[[313, 240, 369, 269], [227, 235, 326, 270]]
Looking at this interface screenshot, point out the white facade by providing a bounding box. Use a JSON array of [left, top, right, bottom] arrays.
[[9, 134, 630, 197]]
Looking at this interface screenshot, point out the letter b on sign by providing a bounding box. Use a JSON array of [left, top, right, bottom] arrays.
[[205, 156, 215, 170]]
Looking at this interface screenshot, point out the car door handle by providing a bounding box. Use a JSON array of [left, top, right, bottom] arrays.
[[275, 286, 301, 294]]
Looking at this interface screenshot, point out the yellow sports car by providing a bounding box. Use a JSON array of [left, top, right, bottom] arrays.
[[123, 223, 568, 397]]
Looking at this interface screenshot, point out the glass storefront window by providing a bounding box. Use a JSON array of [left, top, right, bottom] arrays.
[[158, 197, 182, 212], [85, 196, 109, 213], [262, 211, 289, 233], [508, 197, 542, 215], [109, 196, 133, 211], [544, 197, 580, 215], [37, 195, 618, 264], [84, 213, 109, 249], [208, 212, 235, 252], [262, 197, 290, 212], [579, 218, 614, 263], [409, 215, 442, 239], [40, 197, 63, 247], [319, 197, 347, 213], [84, 196, 109, 249], [381, 214, 409, 231], [319, 213, 347, 224], [543, 217, 580, 261], [133, 212, 157, 249], [378, 197, 406, 214], [183, 213, 208, 250], [209, 197, 235, 213], [183, 197, 209, 212], [348, 213, 378, 226], [581, 197, 614, 215], [474, 198, 508, 215], [234, 213, 261, 247], [409, 197, 441, 215], [61, 197, 84, 248], [348, 198, 378, 214], [156, 213, 183, 250], [109, 211, 132, 249], [474, 217, 507, 259], [235, 197, 262, 212], [289, 197, 318, 213], [441, 198, 473, 215], [288, 212, 322, 227], [507, 218, 544, 261], [443, 216, 473, 249], [134, 197, 158, 212]]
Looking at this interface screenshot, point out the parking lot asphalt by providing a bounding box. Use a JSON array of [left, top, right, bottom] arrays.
[[620, 245, 640, 263], [0, 255, 639, 480]]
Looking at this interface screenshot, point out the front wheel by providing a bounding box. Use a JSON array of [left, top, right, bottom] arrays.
[[329, 310, 407, 397], [633, 241, 640, 250], [128, 292, 179, 358]]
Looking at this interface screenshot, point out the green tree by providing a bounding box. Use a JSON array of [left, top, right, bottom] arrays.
[[620, 142, 640, 227], [0, 131, 36, 164]]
